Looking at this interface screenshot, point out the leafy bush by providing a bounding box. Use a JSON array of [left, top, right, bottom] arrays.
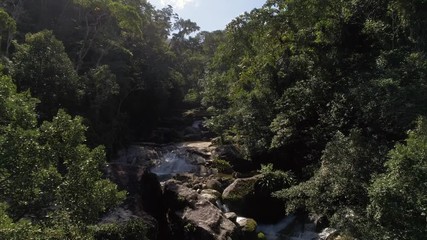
[[93, 220, 149, 240], [212, 158, 233, 174], [256, 164, 295, 194], [368, 117, 427, 240]]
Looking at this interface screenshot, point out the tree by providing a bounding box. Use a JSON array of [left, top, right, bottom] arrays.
[[12, 30, 81, 119], [0, 69, 124, 227], [368, 117, 427, 240], [274, 130, 386, 236], [0, 8, 16, 56]]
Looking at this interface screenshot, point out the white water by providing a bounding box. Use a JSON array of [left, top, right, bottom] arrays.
[[257, 215, 297, 240], [151, 151, 196, 177], [215, 200, 230, 213]]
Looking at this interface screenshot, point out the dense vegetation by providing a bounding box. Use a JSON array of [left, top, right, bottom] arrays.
[[0, 0, 220, 238], [201, 0, 427, 239], [1, 0, 426, 239]]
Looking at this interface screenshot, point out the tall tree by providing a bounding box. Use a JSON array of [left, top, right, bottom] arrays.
[[12, 30, 80, 119], [0, 68, 124, 225]]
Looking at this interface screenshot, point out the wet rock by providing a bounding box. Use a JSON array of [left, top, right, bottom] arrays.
[[163, 180, 240, 240], [200, 189, 222, 203], [107, 164, 166, 227], [205, 178, 222, 191], [222, 175, 262, 216], [236, 217, 258, 240], [200, 193, 218, 203], [222, 175, 261, 201], [201, 189, 221, 198], [114, 145, 160, 166], [182, 200, 239, 240], [225, 212, 237, 222]]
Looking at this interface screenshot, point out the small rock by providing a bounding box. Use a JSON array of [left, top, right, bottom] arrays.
[[201, 193, 218, 203], [206, 179, 222, 191], [224, 212, 237, 222], [201, 189, 222, 199], [236, 217, 257, 232], [236, 217, 258, 240]]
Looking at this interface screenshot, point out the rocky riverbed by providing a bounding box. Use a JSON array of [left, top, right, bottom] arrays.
[[103, 139, 340, 240]]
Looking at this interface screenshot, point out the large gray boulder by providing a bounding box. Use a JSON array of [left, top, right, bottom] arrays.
[[164, 180, 240, 240], [222, 175, 262, 215]]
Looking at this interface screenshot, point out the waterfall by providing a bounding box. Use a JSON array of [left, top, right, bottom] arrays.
[[151, 151, 197, 178], [215, 199, 230, 213]]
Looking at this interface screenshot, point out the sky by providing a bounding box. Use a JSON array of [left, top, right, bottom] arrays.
[[149, 0, 266, 32]]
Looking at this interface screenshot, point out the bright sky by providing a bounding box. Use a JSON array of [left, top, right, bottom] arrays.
[[149, 0, 266, 32]]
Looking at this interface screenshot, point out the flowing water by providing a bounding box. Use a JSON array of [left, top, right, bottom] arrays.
[[114, 140, 210, 181], [151, 150, 198, 179], [257, 215, 297, 240]]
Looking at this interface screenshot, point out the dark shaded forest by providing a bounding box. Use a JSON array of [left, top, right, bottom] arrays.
[[0, 0, 426, 239]]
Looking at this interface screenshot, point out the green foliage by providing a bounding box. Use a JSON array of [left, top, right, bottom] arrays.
[[40, 110, 126, 223], [93, 220, 149, 240], [0, 202, 40, 240], [212, 158, 233, 173], [199, 3, 427, 235], [257, 164, 295, 194], [0, 71, 125, 236], [274, 130, 386, 236], [223, 178, 258, 203], [183, 222, 197, 234], [202, 0, 427, 164], [12, 30, 80, 119], [368, 117, 427, 239], [257, 231, 267, 240], [241, 218, 257, 232], [0, 8, 15, 55]]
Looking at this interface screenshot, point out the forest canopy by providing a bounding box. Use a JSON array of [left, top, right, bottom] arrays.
[[0, 0, 426, 239]]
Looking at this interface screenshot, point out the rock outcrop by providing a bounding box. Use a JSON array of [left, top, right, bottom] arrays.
[[222, 175, 262, 216], [164, 180, 240, 240]]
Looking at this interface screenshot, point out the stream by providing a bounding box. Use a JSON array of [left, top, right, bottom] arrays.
[[113, 139, 326, 240], [151, 150, 198, 180]]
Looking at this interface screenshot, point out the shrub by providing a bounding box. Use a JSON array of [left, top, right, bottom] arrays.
[[212, 158, 233, 173], [93, 220, 149, 240]]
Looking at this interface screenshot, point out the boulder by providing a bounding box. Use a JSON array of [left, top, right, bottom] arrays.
[[201, 189, 222, 199], [236, 217, 258, 240], [114, 145, 160, 166], [163, 180, 240, 240], [222, 175, 262, 216], [200, 189, 222, 203], [205, 178, 223, 192], [182, 200, 239, 240], [108, 165, 164, 218], [222, 175, 261, 201]]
